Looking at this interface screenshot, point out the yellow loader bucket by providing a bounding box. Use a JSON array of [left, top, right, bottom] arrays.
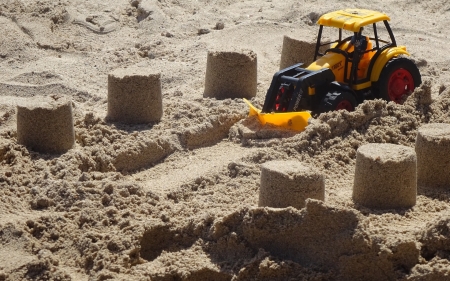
[[243, 99, 311, 131]]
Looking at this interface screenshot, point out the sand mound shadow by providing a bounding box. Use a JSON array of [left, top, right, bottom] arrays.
[[140, 224, 196, 262], [420, 217, 450, 261]]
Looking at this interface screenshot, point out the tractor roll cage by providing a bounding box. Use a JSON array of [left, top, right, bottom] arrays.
[[313, 20, 397, 86]]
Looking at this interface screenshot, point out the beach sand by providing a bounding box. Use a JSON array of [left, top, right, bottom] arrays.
[[1, 0, 450, 280]]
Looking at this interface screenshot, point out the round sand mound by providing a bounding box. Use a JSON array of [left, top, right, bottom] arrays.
[[353, 143, 417, 209], [107, 68, 162, 124], [16, 95, 74, 154], [203, 50, 257, 99], [259, 160, 324, 209], [415, 123, 450, 188], [279, 35, 317, 69]]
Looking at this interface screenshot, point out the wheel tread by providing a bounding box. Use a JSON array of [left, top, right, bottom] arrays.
[[376, 57, 422, 102], [319, 91, 356, 113]]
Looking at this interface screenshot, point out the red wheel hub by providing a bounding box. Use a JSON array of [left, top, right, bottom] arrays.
[[274, 86, 292, 112], [336, 100, 353, 111], [275, 87, 285, 111], [387, 68, 414, 103]]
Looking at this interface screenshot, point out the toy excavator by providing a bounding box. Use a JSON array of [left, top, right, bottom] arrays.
[[245, 8, 421, 131]]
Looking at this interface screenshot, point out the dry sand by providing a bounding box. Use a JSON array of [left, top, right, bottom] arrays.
[[1, 0, 450, 280]]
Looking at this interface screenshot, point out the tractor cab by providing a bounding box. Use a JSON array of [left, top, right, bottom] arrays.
[[309, 9, 398, 92]]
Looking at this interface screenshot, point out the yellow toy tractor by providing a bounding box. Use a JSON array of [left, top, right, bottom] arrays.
[[246, 8, 421, 131]]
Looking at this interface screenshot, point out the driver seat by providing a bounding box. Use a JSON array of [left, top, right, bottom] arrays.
[[358, 36, 374, 78]]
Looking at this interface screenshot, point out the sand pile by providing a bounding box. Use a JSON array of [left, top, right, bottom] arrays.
[[2, 0, 450, 280]]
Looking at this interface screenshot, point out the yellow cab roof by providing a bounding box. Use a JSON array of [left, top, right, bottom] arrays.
[[317, 9, 390, 32]]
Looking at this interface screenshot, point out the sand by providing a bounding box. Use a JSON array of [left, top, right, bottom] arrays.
[[353, 143, 417, 209], [16, 95, 75, 154], [203, 49, 257, 100], [107, 67, 163, 124], [1, 0, 450, 280], [259, 160, 324, 209], [415, 123, 450, 189]]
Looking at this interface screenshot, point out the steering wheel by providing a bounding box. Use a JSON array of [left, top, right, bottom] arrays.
[[333, 35, 354, 49], [322, 35, 355, 57], [323, 48, 349, 60]]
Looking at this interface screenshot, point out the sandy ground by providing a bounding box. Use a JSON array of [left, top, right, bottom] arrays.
[[1, 0, 450, 280]]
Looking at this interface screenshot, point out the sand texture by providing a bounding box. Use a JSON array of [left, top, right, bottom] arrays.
[[1, 0, 450, 280], [203, 49, 257, 100], [16, 95, 75, 154], [259, 160, 324, 209], [279, 35, 317, 70], [353, 143, 417, 209], [107, 68, 163, 124], [415, 123, 450, 189]]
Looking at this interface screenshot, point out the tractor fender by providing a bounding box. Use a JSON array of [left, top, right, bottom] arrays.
[[370, 46, 410, 82], [328, 81, 352, 93], [327, 81, 360, 102]]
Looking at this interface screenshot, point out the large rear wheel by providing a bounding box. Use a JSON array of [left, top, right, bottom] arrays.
[[319, 91, 357, 113], [377, 57, 421, 103]]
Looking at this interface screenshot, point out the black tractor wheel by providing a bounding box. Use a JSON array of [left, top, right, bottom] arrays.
[[319, 91, 357, 113], [377, 57, 421, 103]]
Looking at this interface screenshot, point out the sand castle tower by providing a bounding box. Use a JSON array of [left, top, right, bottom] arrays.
[[17, 96, 75, 154], [107, 67, 162, 124], [279, 36, 318, 70], [203, 49, 257, 100], [353, 143, 417, 209], [259, 160, 325, 209], [415, 123, 450, 188]]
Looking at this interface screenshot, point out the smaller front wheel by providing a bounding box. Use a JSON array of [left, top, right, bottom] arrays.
[[272, 84, 294, 112], [319, 91, 357, 113]]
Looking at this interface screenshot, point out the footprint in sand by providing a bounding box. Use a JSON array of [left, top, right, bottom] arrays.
[[66, 10, 118, 34]]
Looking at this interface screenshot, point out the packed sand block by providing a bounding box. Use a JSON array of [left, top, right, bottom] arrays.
[[259, 160, 325, 209], [107, 67, 162, 124], [279, 35, 318, 69], [16, 95, 74, 154], [353, 143, 417, 209], [415, 123, 450, 188], [203, 49, 257, 99]]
